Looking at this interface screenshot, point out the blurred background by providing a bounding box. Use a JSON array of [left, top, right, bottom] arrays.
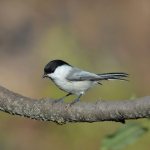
[[0, 0, 150, 150]]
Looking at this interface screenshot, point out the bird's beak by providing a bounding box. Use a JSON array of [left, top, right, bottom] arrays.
[[42, 74, 48, 78]]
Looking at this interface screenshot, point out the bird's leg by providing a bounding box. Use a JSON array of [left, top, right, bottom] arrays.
[[53, 93, 72, 103], [70, 94, 82, 105]]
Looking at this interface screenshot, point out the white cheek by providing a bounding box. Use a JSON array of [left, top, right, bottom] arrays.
[[47, 73, 54, 79], [48, 65, 72, 80]]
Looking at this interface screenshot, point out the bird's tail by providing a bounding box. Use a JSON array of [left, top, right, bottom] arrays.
[[97, 72, 129, 81]]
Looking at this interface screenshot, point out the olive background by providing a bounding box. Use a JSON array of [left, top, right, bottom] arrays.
[[0, 1, 149, 150]]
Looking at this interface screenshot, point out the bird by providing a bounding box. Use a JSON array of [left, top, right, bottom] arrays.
[[43, 59, 128, 104]]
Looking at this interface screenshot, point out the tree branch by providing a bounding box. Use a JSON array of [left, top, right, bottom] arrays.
[[0, 85, 149, 124]]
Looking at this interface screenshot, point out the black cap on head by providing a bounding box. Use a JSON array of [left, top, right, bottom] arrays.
[[44, 60, 71, 74]]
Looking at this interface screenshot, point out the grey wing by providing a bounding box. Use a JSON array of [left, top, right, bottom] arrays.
[[66, 68, 101, 81]]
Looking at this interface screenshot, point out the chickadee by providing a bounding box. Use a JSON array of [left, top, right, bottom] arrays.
[[43, 59, 128, 104]]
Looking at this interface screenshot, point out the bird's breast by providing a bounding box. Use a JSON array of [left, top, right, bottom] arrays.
[[54, 79, 96, 95]]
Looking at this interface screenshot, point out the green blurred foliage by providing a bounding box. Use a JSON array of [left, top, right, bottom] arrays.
[[101, 123, 148, 150], [0, 0, 150, 150]]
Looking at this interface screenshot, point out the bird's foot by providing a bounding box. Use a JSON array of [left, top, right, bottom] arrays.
[[64, 98, 80, 109], [52, 98, 64, 104]]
